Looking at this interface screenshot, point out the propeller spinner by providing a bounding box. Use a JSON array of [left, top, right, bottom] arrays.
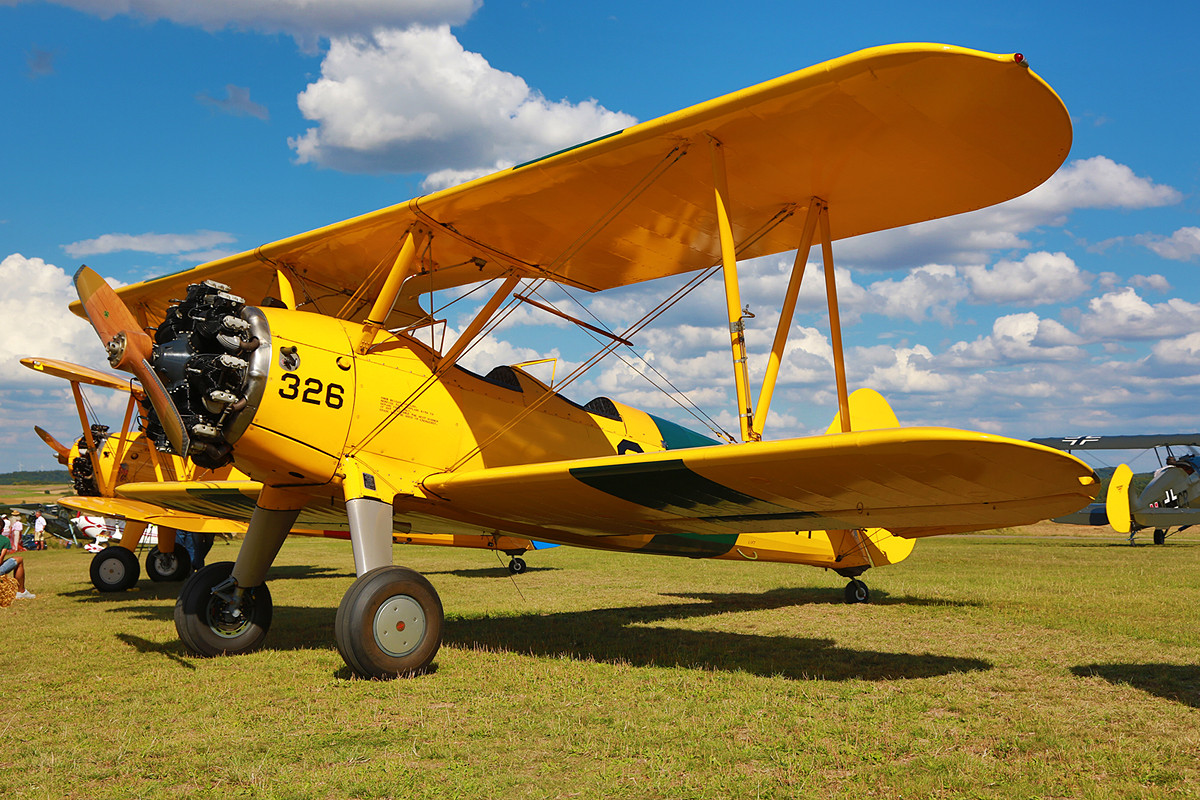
[[73, 266, 192, 457]]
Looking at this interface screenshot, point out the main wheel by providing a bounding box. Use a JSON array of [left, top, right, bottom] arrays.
[[508, 557, 527, 575], [335, 566, 443, 679], [1153, 528, 1167, 545], [844, 579, 870, 604], [146, 545, 192, 582], [175, 561, 272, 657], [90, 546, 140, 592]]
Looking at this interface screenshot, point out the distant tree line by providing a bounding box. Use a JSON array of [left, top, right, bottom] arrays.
[[0, 470, 72, 485]]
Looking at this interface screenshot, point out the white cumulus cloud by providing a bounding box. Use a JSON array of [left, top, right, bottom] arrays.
[[1134, 226, 1200, 262], [11, 0, 481, 48], [963, 251, 1091, 306], [63, 230, 236, 258], [0, 254, 110, 384], [288, 26, 636, 181], [1077, 287, 1200, 341], [838, 156, 1181, 269]]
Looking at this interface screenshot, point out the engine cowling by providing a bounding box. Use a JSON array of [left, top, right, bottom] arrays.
[[148, 281, 271, 468]]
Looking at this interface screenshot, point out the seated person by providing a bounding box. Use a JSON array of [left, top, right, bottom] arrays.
[[0, 531, 35, 599]]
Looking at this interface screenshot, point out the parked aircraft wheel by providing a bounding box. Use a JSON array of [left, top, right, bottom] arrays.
[[175, 561, 272, 657], [146, 545, 192, 582], [508, 557, 527, 575], [335, 566, 443, 679], [1153, 529, 1167, 545], [90, 546, 140, 592], [844, 579, 870, 604]]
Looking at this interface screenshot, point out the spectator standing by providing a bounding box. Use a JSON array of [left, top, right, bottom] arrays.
[[8, 512, 24, 551], [33, 511, 47, 550]]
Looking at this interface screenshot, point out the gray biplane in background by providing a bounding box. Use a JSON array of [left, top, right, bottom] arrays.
[[1031, 435, 1200, 545]]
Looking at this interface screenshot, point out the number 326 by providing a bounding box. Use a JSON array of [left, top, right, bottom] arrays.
[[279, 374, 345, 409]]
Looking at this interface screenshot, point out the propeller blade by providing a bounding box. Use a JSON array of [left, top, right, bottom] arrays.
[[73, 266, 147, 352], [132, 356, 192, 458], [72, 266, 192, 457], [34, 426, 71, 465]]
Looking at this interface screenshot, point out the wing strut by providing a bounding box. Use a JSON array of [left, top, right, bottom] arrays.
[[753, 199, 821, 437], [438, 274, 522, 369], [818, 203, 852, 433], [706, 187, 853, 439], [709, 135, 756, 442], [358, 229, 426, 354]]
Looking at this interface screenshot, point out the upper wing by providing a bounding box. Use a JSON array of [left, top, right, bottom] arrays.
[[1032, 434, 1200, 451], [424, 427, 1097, 539], [72, 44, 1069, 328]]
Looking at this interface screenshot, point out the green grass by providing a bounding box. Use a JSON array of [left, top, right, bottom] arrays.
[[2, 530, 1199, 799]]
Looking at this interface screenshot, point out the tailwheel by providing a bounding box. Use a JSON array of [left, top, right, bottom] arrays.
[[335, 566, 443, 679], [844, 579, 870, 604], [1153, 528, 1167, 545], [146, 545, 192, 582], [175, 561, 273, 657], [90, 546, 140, 592], [508, 557, 528, 575]]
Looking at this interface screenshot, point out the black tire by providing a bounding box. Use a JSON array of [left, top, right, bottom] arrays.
[[90, 546, 140, 592], [508, 557, 527, 575], [335, 566, 443, 679], [146, 545, 192, 582], [1153, 529, 1167, 545], [844, 579, 870, 604], [174, 561, 272, 657]]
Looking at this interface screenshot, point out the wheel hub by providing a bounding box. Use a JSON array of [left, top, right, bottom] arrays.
[[373, 595, 426, 657], [99, 557, 126, 583], [207, 593, 254, 638]]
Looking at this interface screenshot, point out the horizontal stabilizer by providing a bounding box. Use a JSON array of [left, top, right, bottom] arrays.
[[1053, 503, 1109, 526]]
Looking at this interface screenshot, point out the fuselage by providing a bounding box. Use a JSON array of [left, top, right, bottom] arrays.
[[148, 287, 900, 573]]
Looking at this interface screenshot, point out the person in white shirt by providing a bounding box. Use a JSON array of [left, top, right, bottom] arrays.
[[7, 513, 23, 552], [32, 511, 47, 550]]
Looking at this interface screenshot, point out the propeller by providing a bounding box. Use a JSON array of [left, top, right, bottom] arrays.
[[73, 266, 192, 457], [33, 426, 71, 465]]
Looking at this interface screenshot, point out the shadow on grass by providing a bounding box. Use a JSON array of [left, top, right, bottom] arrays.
[[1071, 663, 1200, 708], [444, 587, 991, 681], [61, 564, 351, 602], [97, 585, 989, 680], [424, 565, 557, 578], [115, 633, 197, 670]]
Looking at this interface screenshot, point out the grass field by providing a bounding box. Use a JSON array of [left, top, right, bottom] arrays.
[[2, 526, 1198, 799], [0, 484, 71, 506]]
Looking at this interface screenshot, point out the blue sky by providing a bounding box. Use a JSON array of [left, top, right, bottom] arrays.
[[1, 0, 1198, 474]]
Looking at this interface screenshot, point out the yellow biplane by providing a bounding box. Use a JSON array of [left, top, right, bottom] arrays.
[[68, 43, 1097, 678], [22, 357, 544, 591]]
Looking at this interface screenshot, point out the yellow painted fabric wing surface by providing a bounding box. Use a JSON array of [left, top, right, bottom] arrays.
[[424, 428, 1097, 539], [57, 495, 248, 534], [72, 43, 1069, 328]]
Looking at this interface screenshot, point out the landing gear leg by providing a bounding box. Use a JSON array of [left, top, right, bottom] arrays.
[[336, 497, 442, 678], [174, 495, 300, 657], [844, 579, 870, 604]]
